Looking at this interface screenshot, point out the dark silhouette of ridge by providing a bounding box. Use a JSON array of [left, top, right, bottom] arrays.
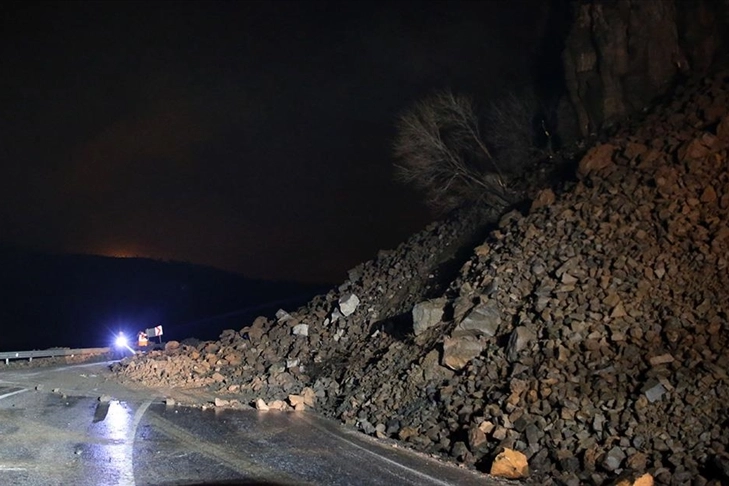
[[0, 247, 329, 352]]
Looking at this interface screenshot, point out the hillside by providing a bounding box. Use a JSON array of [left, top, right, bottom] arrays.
[[115, 68, 729, 485], [0, 250, 326, 351]]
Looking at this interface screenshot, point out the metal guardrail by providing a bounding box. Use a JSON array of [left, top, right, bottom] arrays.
[[0, 347, 110, 364]]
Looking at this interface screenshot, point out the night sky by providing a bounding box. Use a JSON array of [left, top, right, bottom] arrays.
[[1, 1, 547, 283]]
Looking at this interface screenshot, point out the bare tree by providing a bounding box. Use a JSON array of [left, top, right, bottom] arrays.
[[394, 89, 553, 213], [483, 91, 552, 172], [393, 91, 513, 213]]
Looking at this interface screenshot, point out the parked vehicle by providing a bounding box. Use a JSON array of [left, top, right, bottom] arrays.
[[114, 326, 165, 356]]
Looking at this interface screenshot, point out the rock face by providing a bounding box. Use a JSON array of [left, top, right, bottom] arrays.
[[562, 0, 729, 137], [114, 69, 729, 485]]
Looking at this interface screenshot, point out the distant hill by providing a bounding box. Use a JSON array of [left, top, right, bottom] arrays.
[[0, 248, 329, 351]]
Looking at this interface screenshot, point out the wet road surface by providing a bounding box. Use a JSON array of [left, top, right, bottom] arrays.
[[0, 362, 507, 485]]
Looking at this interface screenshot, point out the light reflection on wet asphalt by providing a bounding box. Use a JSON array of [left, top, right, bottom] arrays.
[[86, 400, 142, 485], [0, 363, 503, 486]]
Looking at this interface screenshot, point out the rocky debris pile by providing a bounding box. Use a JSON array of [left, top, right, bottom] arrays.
[[114, 69, 729, 485], [408, 71, 729, 485], [113, 203, 498, 402]]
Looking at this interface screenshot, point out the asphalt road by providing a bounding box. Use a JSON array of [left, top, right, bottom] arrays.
[[0, 361, 507, 486]]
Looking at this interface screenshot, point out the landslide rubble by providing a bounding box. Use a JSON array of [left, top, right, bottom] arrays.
[[114, 69, 729, 485]]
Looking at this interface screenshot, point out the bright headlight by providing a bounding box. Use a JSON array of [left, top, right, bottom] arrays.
[[115, 334, 128, 347]]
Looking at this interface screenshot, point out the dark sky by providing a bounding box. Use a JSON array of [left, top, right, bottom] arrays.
[[1, 1, 547, 283]]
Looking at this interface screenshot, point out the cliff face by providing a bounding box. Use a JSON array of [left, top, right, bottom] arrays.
[[562, 0, 729, 138]]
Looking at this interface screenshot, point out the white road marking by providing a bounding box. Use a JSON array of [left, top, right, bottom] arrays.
[[303, 416, 457, 486], [118, 399, 152, 486], [0, 388, 29, 400]]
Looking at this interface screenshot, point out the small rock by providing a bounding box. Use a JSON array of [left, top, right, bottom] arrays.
[[269, 400, 287, 411], [468, 426, 488, 453], [611, 302, 627, 318], [330, 308, 343, 323], [492, 426, 508, 441], [164, 340, 180, 351], [555, 449, 580, 473], [479, 420, 495, 434], [292, 324, 309, 336], [451, 441, 469, 460], [678, 135, 715, 161], [98, 395, 112, 403], [602, 446, 626, 472], [626, 452, 648, 471], [474, 243, 490, 257], [530, 188, 556, 212], [615, 473, 654, 486], [339, 293, 360, 317], [165, 397, 176, 406], [301, 387, 317, 407], [643, 381, 667, 403], [255, 398, 269, 411], [700, 185, 717, 203], [398, 426, 418, 441], [490, 448, 529, 479], [359, 420, 376, 435], [386, 419, 400, 436], [412, 298, 446, 336], [243, 316, 268, 342], [506, 326, 537, 361], [577, 143, 615, 178], [214, 397, 230, 407], [276, 309, 292, 322], [454, 300, 502, 337], [286, 358, 299, 368], [649, 354, 674, 366], [211, 372, 225, 383], [633, 474, 654, 486], [442, 335, 484, 371], [268, 363, 286, 374]]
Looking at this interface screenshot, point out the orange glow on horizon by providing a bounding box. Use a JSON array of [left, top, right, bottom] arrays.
[[93, 243, 150, 260]]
